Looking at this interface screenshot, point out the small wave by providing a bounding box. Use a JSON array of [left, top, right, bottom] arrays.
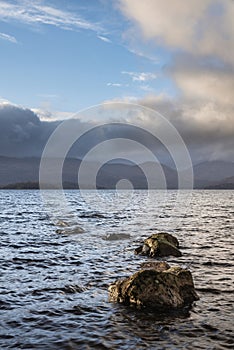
[[0, 300, 14, 310], [32, 284, 86, 296], [198, 245, 213, 249], [61, 284, 86, 294], [65, 305, 96, 315], [202, 323, 219, 332], [202, 261, 233, 267], [196, 287, 234, 294], [79, 212, 106, 219], [38, 215, 50, 221]]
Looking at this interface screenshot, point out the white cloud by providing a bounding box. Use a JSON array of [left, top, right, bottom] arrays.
[[119, 0, 234, 64], [0, 0, 101, 32], [122, 71, 157, 82], [107, 83, 123, 87], [125, 46, 160, 63], [97, 35, 112, 43], [31, 108, 73, 121], [0, 97, 13, 105], [171, 62, 234, 105], [0, 31, 17, 43], [118, 0, 234, 162]]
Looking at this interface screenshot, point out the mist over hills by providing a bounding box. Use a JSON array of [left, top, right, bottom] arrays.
[[193, 161, 234, 188], [0, 103, 233, 190], [0, 156, 233, 189]]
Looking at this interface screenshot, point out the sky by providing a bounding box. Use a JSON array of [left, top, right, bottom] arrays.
[[0, 0, 233, 164]]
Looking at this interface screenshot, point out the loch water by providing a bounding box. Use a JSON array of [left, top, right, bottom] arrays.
[[0, 190, 233, 349]]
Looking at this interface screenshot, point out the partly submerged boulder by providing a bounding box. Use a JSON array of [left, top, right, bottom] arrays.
[[109, 262, 199, 310], [135, 232, 181, 257]]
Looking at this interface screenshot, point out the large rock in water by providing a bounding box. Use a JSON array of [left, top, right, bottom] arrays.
[[135, 232, 182, 257], [109, 262, 199, 310]]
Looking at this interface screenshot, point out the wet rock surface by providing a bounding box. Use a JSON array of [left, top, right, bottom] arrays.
[[140, 261, 170, 271], [135, 232, 182, 257], [109, 262, 199, 310]]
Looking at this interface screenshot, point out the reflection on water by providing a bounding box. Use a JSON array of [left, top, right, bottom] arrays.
[[0, 190, 233, 349]]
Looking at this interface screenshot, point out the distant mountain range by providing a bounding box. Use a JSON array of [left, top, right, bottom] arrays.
[[193, 161, 234, 188], [204, 176, 234, 189], [0, 156, 233, 189]]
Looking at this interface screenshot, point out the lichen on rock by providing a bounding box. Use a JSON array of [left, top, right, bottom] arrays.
[[109, 262, 199, 310], [135, 232, 182, 257]]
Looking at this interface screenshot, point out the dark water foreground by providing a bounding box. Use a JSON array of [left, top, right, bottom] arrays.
[[0, 190, 233, 349]]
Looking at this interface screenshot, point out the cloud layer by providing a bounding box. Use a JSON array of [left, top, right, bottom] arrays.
[[0, 1, 233, 165], [118, 0, 234, 94], [119, 0, 234, 63], [116, 0, 234, 162], [0, 100, 233, 165], [0, 103, 59, 157]]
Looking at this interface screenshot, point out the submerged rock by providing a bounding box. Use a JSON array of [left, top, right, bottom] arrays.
[[56, 220, 70, 227], [135, 232, 181, 257], [109, 262, 199, 310], [104, 233, 131, 241], [56, 226, 84, 234]]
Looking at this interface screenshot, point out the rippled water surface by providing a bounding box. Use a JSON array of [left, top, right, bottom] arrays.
[[0, 190, 233, 349]]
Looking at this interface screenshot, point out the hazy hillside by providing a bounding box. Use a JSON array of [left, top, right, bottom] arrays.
[[0, 156, 40, 185], [0, 156, 233, 189], [193, 161, 234, 187], [205, 176, 234, 189]]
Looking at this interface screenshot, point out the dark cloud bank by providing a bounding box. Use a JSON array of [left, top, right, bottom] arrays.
[[0, 104, 60, 157], [0, 103, 233, 189], [0, 103, 233, 163]]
